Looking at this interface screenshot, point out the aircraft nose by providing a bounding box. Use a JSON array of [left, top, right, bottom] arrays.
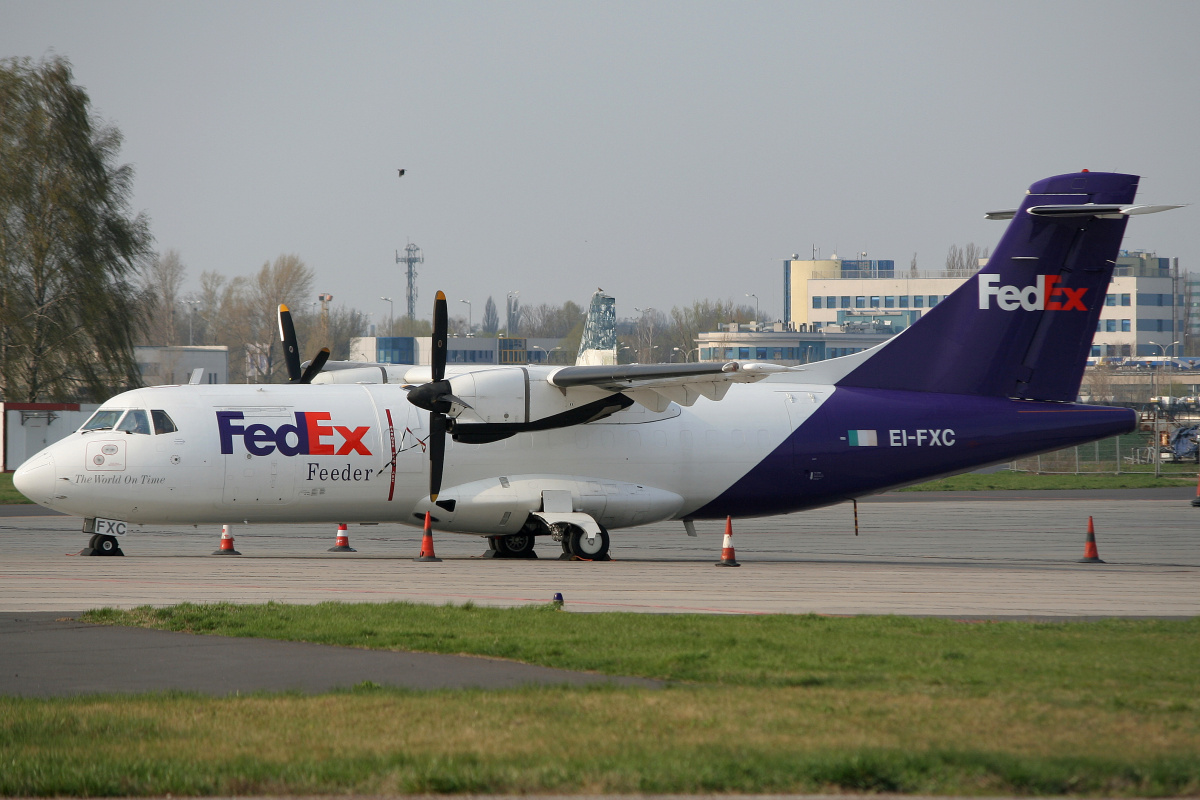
[[13, 452, 56, 504]]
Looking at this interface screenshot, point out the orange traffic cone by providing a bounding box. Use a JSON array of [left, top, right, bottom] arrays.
[[1078, 516, 1105, 563], [212, 524, 241, 555], [1191, 471, 1200, 508], [715, 516, 740, 567], [328, 523, 356, 552], [415, 512, 442, 562]]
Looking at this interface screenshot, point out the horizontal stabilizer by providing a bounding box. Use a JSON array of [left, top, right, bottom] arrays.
[[987, 203, 1182, 220]]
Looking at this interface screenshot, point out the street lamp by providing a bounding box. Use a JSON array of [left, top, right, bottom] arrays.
[[459, 299, 472, 336], [1149, 340, 1180, 402], [380, 297, 393, 335], [177, 299, 201, 345], [634, 306, 655, 362], [745, 293, 759, 325]]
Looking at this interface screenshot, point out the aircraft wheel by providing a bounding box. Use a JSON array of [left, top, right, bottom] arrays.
[[87, 534, 101, 549], [568, 526, 609, 560], [501, 533, 537, 558], [95, 535, 120, 555]]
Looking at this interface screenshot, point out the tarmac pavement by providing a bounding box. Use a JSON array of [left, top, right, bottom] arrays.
[[1, 489, 1196, 696]]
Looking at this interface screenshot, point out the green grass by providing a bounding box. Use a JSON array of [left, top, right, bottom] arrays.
[[81, 602, 1200, 693], [1, 603, 1185, 796], [0, 470, 32, 503], [901, 471, 1198, 491]]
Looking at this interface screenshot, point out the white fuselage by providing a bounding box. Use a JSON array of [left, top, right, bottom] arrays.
[[21, 379, 824, 533]]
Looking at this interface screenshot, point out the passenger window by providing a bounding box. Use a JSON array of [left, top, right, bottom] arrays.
[[81, 409, 126, 432], [152, 410, 179, 435], [116, 409, 151, 435]]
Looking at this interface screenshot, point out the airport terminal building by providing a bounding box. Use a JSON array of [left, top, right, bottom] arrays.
[[780, 250, 1186, 360]]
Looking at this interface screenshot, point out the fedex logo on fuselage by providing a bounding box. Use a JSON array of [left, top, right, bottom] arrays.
[[978, 274, 1088, 311], [217, 411, 372, 457]]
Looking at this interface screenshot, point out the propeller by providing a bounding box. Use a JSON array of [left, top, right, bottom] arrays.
[[405, 291, 450, 500], [277, 304, 330, 385]]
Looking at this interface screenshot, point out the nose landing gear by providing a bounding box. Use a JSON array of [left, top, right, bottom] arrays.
[[79, 534, 123, 556]]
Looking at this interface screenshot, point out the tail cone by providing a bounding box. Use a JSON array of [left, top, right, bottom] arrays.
[[415, 512, 442, 562], [1078, 516, 1105, 563], [715, 516, 740, 567]]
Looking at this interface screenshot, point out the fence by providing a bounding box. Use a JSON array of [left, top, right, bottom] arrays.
[[1009, 430, 1199, 476]]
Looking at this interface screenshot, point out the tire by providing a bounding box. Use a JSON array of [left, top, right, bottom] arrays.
[[568, 526, 609, 560], [501, 533, 536, 558], [88, 534, 101, 549], [96, 535, 119, 554]]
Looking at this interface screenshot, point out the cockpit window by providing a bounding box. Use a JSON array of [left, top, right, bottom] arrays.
[[81, 409, 126, 432], [152, 409, 178, 435], [115, 409, 151, 435]]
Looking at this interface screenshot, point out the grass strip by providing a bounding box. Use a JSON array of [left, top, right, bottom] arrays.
[[18, 606, 1197, 796], [0, 470, 32, 503], [3, 685, 1198, 796], [82, 603, 1200, 696], [1, 465, 1195, 502], [899, 471, 1197, 491]]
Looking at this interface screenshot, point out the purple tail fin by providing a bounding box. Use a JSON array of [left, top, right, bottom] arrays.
[[838, 171, 1139, 401]]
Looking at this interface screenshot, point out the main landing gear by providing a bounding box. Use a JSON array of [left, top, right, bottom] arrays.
[[482, 523, 612, 561], [554, 523, 611, 561], [484, 533, 538, 559]]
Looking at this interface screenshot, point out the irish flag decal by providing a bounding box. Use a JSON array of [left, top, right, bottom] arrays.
[[847, 430, 878, 446]]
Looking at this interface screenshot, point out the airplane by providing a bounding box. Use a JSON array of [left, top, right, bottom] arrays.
[[13, 170, 1181, 560]]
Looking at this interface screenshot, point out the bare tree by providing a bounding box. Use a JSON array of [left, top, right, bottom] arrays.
[[136, 249, 187, 346], [250, 254, 314, 382], [945, 243, 989, 276]]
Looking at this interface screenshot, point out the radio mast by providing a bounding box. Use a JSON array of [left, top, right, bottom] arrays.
[[395, 242, 424, 320]]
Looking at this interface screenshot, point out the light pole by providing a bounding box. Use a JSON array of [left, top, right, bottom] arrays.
[[745, 293, 759, 325], [381, 296, 393, 336], [177, 299, 201, 345], [674, 346, 698, 362], [460, 299, 472, 336], [1149, 340, 1180, 402]]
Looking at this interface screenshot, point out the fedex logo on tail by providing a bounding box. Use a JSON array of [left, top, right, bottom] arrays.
[[217, 411, 372, 457], [978, 274, 1088, 311]]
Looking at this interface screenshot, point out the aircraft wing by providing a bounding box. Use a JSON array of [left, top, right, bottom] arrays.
[[549, 361, 794, 411]]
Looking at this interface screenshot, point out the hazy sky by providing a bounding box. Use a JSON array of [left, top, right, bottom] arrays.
[[3, 1, 1197, 326]]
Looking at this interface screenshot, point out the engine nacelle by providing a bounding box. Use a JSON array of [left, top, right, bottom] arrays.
[[412, 474, 684, 534], [406, 367, 630, 441]]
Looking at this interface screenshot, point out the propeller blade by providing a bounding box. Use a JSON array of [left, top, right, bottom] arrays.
[[432, 290, 447, 383], [278, 304, 302, 382], [299, 348, 330, 384], [428, 412, 446, 501]]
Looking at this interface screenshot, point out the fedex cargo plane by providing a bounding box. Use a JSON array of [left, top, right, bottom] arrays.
[[13, 171, 1179, 559]]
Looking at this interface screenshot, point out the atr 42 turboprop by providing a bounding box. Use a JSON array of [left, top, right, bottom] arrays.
[[14, 171, 1181, 559]]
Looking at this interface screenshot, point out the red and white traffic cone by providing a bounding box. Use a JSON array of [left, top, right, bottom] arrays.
[[328, 523, 356, 552], [212, 524, 241, 555], [415, 512, 442, 562], [1078, 516, 1105, 564], [715, 516, 740, 567]]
